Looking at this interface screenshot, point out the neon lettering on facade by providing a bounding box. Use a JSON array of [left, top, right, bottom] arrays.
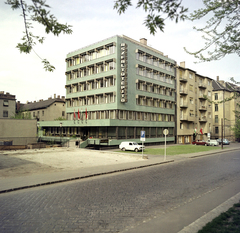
[[120, 43, 128, 103]]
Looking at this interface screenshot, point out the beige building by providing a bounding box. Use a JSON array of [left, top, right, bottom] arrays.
[[176, 62, 213, 144], [0, 91, 16, 118], [21, 94, 66, 121], [0, 118, 37, 145], [212, 78, 240, 141]]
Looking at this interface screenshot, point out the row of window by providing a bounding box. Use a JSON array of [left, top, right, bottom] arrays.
[[30, 111, 65, 118], [66, 45, 116, 67], [180, 83, 212, 97], [136, 66, 174, 84], [66, 76, 115, 94], [67, 110, 174, 122], [136, 81, 175, 96], [67, 93, 115, 107], [46, 126, 174, 139], [179, 70, 212, 86], [180, 110, 212, 119], [66, 60, 116, 80], [136, 51, 174, 72], [136, 96, 174, 109]]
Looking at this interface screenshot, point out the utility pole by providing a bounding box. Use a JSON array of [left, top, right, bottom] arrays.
[[221, 118, 223, 150]]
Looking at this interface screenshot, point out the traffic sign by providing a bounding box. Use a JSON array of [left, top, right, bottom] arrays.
[[163, 129, 169, 135], [140, 131, 145, 141]]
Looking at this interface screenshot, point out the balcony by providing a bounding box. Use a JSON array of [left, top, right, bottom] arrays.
[[180, 115, 194, 122], [199, 116, 207, 122], [199, 105, 207, 111], [180, 89, 188, 95], [198, 93, 206, 99], [179, 77, 188, 82], [198, 83, 206, 89], [180, 102, 188, 108]]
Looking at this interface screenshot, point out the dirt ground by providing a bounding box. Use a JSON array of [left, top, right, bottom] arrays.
[[0, 147, 143, 178]]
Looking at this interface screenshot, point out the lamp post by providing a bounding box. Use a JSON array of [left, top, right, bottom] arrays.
[[37, 122, 41, 149], [60, 122, 62, 147]]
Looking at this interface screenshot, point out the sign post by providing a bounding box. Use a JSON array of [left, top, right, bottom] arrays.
[[163, 129, 169, 161], [140, 131, 145, 159]]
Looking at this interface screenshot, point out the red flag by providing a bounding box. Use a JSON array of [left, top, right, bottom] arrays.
[[74, 109, 76, 120], [78, 109, 80, 120], [85, 108, 87, 119], [200, 128, 203, 134]]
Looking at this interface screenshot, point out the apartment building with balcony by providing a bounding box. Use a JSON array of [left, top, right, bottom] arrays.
[[212, 77, 240, 141], [176, 62, 213, 144], [40, 35, 176, 146]]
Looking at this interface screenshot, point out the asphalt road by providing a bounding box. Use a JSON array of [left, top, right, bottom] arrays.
[[0, 150, 240, 233]]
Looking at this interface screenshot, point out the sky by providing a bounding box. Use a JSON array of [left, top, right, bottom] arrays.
[[1, 0, 239, 103]]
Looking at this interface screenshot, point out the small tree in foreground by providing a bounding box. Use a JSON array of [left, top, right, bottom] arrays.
[[231, 119, 240, 141]]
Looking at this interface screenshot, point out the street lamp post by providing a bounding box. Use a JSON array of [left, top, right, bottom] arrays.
[[60, 122, 62, 147], [37, 122, 41, 150]]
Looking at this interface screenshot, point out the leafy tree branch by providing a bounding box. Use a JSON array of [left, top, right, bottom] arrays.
[[184, 0, 240, 62], [5, 0, 73, 71], [114, 0, 188, 34]]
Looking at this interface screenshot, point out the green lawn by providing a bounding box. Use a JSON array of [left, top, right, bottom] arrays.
[[198, 202, 240, 233], [117, 145, 222, 156]]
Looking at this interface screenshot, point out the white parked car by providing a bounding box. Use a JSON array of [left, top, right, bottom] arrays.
[[119, 141, 145, 152], [207, 139, 219, 146]]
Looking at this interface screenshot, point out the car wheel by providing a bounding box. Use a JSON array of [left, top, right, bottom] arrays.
[[135, 148, 138, 152], [122, 148, 126, 151]]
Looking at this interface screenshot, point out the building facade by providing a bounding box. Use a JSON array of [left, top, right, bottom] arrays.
[[0, 118, 37, 145], [212, 78, 240, 141], [0, 91, 16, 118], [176, 62, 213, 144], [40, 35, 176, 146], [21, 95, 65, 121]]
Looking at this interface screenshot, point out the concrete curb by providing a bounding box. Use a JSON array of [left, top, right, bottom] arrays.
[[0, 159, 174, 194], [178, 192, 240, 233], [189, 147, 239, 159]]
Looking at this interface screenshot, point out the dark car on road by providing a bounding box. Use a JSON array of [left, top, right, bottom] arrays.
[[192, 140, 209, 146]]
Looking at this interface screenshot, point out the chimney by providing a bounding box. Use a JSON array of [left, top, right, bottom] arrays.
[[61, 96, 65, 101], [140, 38, 147, 46], [180, 61, 185, 68], [57, 95, 60, 99], [217, 76, 219, 81], [54, 94, 56, 99]]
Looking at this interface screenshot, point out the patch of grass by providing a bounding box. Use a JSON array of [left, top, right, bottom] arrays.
[[198, 202, 240, 233], [117, 145, 221, 156]]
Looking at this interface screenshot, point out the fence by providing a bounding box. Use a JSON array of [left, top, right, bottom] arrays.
[[0, 137, 37, 146]]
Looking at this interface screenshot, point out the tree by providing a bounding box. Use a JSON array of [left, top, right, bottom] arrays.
[[184, 0, 240, 62], [231, 119, 240, 140], [5, 0, 72, 71], [11, 110, 32, 119], [114, 0, 188, 34]]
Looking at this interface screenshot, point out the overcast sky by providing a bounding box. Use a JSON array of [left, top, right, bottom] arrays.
[[1, 0, 239, 103]]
